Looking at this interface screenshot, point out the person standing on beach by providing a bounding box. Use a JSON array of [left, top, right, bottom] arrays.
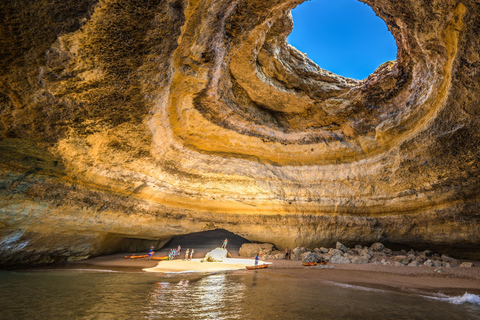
[[222, 238, 228, 249], [255, 253, 259, 266], [285, 248, 289, 260], [190, 249, 194, 260], [185, 249, 189, 260]]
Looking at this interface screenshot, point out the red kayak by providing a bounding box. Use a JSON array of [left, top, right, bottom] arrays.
[[124, 254, 149, 259], [246, 264, 269, 270], [151, 256, 169, 261]]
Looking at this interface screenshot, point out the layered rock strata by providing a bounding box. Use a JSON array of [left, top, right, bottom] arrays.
[[1, 0, 480, 267]]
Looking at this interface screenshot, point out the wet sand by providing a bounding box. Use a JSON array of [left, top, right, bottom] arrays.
[[268, 260, 480, 293]]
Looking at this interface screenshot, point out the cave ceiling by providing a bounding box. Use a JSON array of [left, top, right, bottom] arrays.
[[1, 0, 480, 266]]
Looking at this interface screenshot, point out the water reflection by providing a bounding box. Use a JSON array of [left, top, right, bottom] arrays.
[[251, 271, 258, 287], [1, 271, 479, 320], [145, 273, 246, 319]]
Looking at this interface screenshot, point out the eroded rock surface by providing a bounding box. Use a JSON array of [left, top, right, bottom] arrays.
[[201, 248, 228, 262], [1, 0, 480, 267]]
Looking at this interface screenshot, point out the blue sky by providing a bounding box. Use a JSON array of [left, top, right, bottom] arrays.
[[287, 0, 397, 80]]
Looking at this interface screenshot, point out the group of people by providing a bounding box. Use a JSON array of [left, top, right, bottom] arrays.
[[183, 248, 194, 260], [166, 245, 183, 260], [161, 245, 195, 260], [148, 238, 230, 261]]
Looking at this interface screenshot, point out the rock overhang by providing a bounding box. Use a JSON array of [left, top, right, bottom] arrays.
[[1, 0, 480, 267]]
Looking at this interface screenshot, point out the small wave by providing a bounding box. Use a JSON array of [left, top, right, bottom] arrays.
[[423, 292, 480, 305], [70, 268, 123, 273], [33, 268, 123, 273], [323, 280, 387, 293]]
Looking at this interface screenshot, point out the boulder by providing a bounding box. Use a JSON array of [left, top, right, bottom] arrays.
[[293, 247, 307, 255], [394, 255, 410, 265], [408, 261, 421, 267], [351, 256, 370, 264], [460, 262, 474, 267], [320, 247, 329, 253], [379, 259, 389, 265], [201, 247, 228, 262], [372, 251, 386, 258], [328, 248, 344, 257], [290, 247, 308, 261], [370, 242, 385, 252], [275, 253, 286, 260], [239, 243, 274, 257], [346, 249, 356, 255], [330, 256, 351, 264], [360, 248, 373, 258], [302, 252, 319, 263], [432, 260, 443, 267], [415, 256, 426, 264], [261, 254, 276, 260], [424, 259, 434, 267], [370, 256, 385, 263], [407, 253, 416, 260], [318, 253, 331, 261], [336, 242, 348, 252], [441, 254, 459, 264]]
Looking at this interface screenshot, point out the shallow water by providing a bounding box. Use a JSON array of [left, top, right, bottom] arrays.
[[1, 269, 479, 320]]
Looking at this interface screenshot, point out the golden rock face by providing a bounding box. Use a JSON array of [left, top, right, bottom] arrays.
[[1, 0, 480, 267]]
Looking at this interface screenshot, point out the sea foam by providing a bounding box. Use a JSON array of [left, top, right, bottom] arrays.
[[323, 280, 387, 293], [423, 292, 480, 305]]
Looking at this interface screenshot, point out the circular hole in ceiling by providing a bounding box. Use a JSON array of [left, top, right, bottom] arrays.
[[287, 0, 397, 80]]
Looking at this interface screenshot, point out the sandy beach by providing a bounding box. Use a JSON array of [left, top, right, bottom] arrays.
[[143, 258, 270, 273]]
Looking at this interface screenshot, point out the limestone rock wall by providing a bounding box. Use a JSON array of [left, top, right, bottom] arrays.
[[1, 0, 480, 267]]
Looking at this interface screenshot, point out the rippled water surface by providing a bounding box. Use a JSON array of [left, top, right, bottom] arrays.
[[1, 270, 479, 320]]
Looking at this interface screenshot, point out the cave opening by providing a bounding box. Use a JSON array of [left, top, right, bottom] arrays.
[[287, 0, 397, 80], [156, 229, 251, 257]]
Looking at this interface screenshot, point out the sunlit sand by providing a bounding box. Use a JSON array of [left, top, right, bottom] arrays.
[[143, 258, 270, 273]]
